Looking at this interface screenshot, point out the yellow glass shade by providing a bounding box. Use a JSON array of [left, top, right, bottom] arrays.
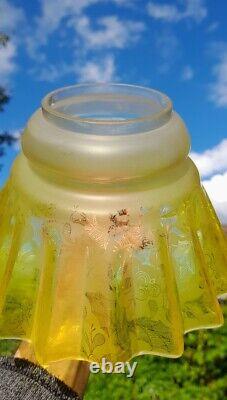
[[0, 84, 226, 366]]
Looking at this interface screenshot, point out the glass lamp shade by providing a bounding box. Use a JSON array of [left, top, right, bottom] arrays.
[[0, 84, 226, 366]]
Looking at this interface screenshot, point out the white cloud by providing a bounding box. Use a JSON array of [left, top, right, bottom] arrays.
[[209, 52, 227, 107], [25, 0, 145, 82], [31, 53, 117, 84], [25, 0, 145, 81], [0, 41, 17, 84], [76, 55, 116, 82], [11, 129, 22, 152], [147, 0, 207, 23], [185, 0, 207, 22], [25, 0, 84, 58], [191, 139, 227, 178], [25, 0, 98, 59], [181, 65, 194, 81], [147, 3, 181, 22], [74, 15, 145, 50], [191, 139, 227, 224], [0, 0, 25, 84], [31, 63, 74, 82], [0, 0, 25, 33], [30, 0, 139, 47], [203, 172, 227, 224], [35, 0, 96, 37], [203, 172, 227, 203], [155, 30, 179, 73]]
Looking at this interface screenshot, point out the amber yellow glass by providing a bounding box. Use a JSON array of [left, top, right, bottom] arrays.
[[0, 84, 226, 365]]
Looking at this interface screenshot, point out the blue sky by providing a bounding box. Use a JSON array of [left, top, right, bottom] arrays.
[[0, 0, 227, 221]]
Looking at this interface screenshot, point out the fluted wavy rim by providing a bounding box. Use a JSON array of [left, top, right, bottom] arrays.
[[0, 182, 226, 365]]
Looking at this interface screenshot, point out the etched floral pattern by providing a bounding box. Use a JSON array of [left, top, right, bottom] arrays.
[[0, 182, 226, 365]]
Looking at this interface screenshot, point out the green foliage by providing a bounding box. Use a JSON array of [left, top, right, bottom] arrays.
[[0, 87, 10, 112], [85, 302, 227, 400], [0, 33, 9, 47], [0, 340, 19, 356], [0, 34, 10, 112], [0, 132, 17, 146], [0, 32, 18, 169], [0, 131, 17, 167], [0, 305, 226, 398]]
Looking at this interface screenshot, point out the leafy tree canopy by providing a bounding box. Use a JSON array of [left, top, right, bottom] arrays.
[[0, 33, 10, 113], [0, 32, 17, 167]]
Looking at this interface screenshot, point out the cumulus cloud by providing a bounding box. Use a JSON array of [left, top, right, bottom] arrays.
[[191, 139, 227, 178], [34, 0, 96, 39], [30, 53, 117, 84], [155, 30, 179, 73], [209, 51, 227, 107], [74, 15, 145, 50], [203, 172, 227, 224], [76, 55, 116, 82], [35, 0, 136, 34], [147, 0, 207, 23], [0, 0, 25, 33], [24, 0, 145, 83], [31, 63, 74, 83], [25, 0, 87, 59], [27, 0, 141, 52], [191, 139, 227, 224], [147, 2, 181, 22], [0, 0, 25, 84], [0, 41, 17, 84]]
